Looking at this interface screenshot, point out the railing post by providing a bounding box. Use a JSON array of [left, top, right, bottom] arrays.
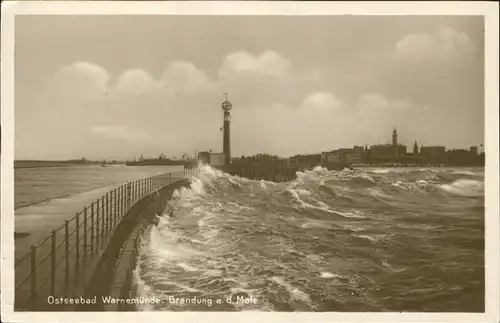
[[109, 191, 112, 231], [75, 213, 80, 284], [91, 203, 94, 255], [96, 199, 100, 252], [101, 197, 105, 246], [169, 173, 172, 184], [122, 184, 125, 216], [83, 207, 88, 264], [106, 193, 110, 234], [51, 230, 56, 296], [115, 188, 118, 227], [121, 185, 125, 217], [110, 191, 113, 230], [127, 182, 131, 210], [108, 192, 112, 232], [30, 245, 37, 310], [114, 188, 118, 227], [64, 220, 70, 294], [118, 186, 121, 219]]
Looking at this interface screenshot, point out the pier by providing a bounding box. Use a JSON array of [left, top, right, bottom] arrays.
[[216, 163, 298, 182], [14, 169, 198, 311]]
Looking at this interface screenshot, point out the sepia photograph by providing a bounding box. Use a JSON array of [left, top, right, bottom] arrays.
[[1, 1, 499, 322]]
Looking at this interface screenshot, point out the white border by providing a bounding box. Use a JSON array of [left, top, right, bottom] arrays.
[[1, 1, 499, 323]]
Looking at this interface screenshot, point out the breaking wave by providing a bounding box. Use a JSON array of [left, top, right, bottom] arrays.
[[134, 166, 485, 312]]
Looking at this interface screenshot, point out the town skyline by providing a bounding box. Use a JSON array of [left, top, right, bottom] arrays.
[[14, 128, 484, 162], [15, 15, 484, 160]]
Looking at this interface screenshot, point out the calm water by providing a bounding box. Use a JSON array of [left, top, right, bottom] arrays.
[[136, 165, 485, 312], [15, 165, 184, 210]]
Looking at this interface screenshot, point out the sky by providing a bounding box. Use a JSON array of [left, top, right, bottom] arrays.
[[14, 15, 485, 160]]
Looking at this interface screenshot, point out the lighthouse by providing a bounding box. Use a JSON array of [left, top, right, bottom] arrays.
[[221, 93, 232, 165]]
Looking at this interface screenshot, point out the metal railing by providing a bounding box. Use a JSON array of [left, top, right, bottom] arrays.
[[14, 169, 199, 310]]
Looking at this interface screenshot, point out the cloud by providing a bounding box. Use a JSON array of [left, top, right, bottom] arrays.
[[300, 92, 342, 111], [53, 60, 216, 104], [219, 50, 292, 78], [395, 26, 476, 63], [50, 51, 314, 110], [50, 61, 110, 100], [90, 125, 174, 143], [217, 50, 319, 108], [35, 52, 436, 159], [356, 93, 420, 112], [114, 69, 162, 96], [161, 61, 216, 95]]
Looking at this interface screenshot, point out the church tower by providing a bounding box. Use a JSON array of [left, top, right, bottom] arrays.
[[392, 128, 398, 146], [413, 140, 419, 154]]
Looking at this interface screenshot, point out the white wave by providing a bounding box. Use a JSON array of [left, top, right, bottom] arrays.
[[353, 173, 376, 183], [228, 178, 240, 186], [354, 235, 378, 243], [439, 179, 484, 197], [198, 163, 224, 178], [312, 165, 327, 172], [418, 168, 440, 173], [391, 180, 405, 189], [396, 223, 441, 230], [451, 170, 475, 176], [370, 168, 391, 174], [286, 188, 337, 214], [147, 225, 201, 263], [334, 210, 367, 219], [320, 272, 341, 278], [366, 188, 393, 200], [270, 276, 312, 304], [354, 234, 393, 244], [342, 223, 366, 232], [296, 189, 312, 196], [178, 262, 199, 272]]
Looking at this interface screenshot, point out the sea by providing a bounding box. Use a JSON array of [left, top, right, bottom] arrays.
[[14, 165, 183, 256], [14, 165, 485, 312], [14, 165, 184, 210], [135, 165, 485, 312]]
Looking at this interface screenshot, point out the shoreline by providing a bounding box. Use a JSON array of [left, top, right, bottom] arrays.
[[352, 165, 485, 168], [14, 162, 100, 169]]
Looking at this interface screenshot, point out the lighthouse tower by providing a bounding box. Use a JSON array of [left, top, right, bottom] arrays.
[[392, 128, 398, 146], [222, 93, 232, 165]]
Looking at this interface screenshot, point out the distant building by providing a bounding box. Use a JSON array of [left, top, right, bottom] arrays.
[[323, 147, 362, 164], [209, 153, 226, 166], [289, 154, 321, 168], [346, 151, 362, 163], [368, 128, 407, 161], [420, 146, 446, 163], [370, 144, 398, 160], [413, 141, 419, 155], [470, 146, 478, 155]]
